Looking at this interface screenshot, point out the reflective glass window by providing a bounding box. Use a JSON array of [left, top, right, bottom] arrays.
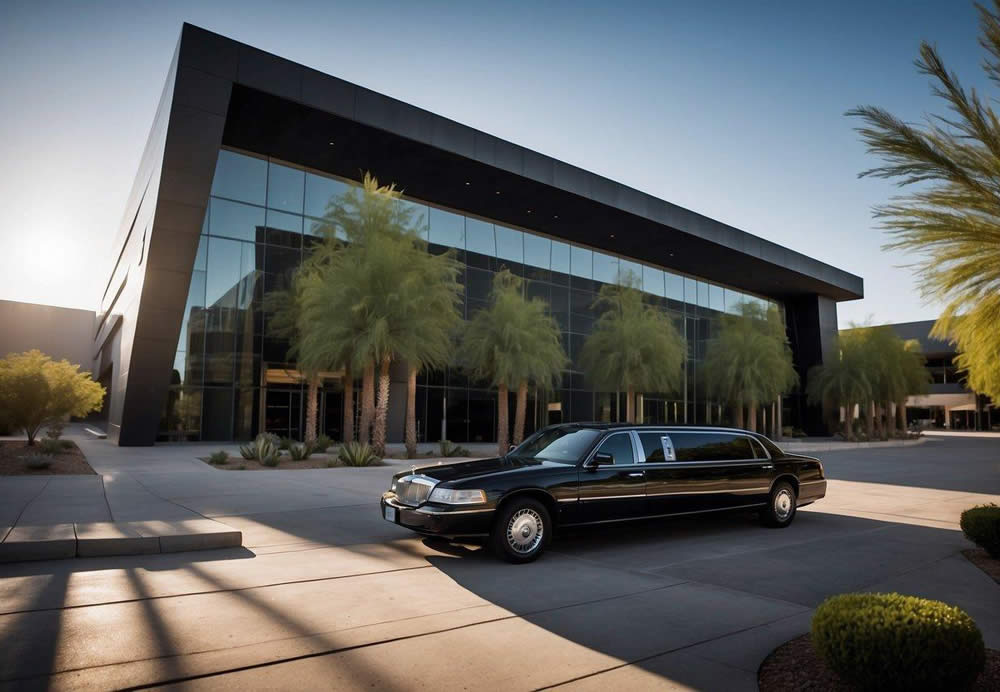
[[593, 252, 618, 285], [466, 218, 495, 256], [267, 163, 304, 213], [193, 234, 207, 271], [211, 150, 266, 205], [303, 216, 344, 240], [665, 272, 684, 302], [710, 284, 725, 312], [684, 278, 698, 308], [697, 281, 710, 308], [523, 233, 551, 270], [570, 246, 592, 279], [672, 432, 754, 461], [206, 237, 244, 308], [304, 172, 352, 219], [595, 432, 635, 465], [398, 199, 429, 239], [495, 225, 523, 263], [725, 289, 743, 314], [619, 259, 642, 286], [643, 266, 665, 297], [551, 240, 571, 274], [210, 199, 265, 243], [429, 207, 465, 249], [264, 209, 303, 247]]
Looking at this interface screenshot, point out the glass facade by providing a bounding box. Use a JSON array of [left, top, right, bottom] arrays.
[[159, 148, 782, 441]]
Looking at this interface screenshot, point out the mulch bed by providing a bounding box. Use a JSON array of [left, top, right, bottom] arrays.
[[0, 440, 97, 475], [759, 634, 1000, 691], [964, 548, 1000, 585], [199, 453, 384, 470]]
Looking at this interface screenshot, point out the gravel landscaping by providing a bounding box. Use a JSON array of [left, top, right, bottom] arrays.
[[758, 634, 1000, 691], [198, 452, 385, 470], [964, 548, 1000, 585], [0, 440, 97, 475]]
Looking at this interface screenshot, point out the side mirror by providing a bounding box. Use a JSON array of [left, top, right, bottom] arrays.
[[509, 444, 516, 452], [589, 452, 614, 468]]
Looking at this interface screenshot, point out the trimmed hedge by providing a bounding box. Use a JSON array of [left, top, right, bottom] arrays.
[[961, 504, 1000, 558], [812, 592, 984, 691]]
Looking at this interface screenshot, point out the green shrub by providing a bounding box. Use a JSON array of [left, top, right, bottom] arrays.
[[312, 434, 332, 453], [39, 438, 63, 455], [278, 436, 294, 451], [22, 454, 52, 470], [338, 441, 381, 467], [961, 504, 1000, 558], [812, 592, 984, 691], [439, 439, 471, 457], [239, 434, 281, 465], [208, 450, 230, 466], [262, 432, 281, 447], [60, 439, 74, 449], [45, 422, 64, 440], [288, 442, 312, 460]]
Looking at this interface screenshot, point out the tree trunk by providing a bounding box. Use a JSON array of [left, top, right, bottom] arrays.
[[844, 403, 852, 440], [405, 365, 418, 458], [882, 401, 892, 440], [775, 398, 782, 440], [748, 402, 757, 432], [866, 401, 875, 440], [372, 355, 391, 458], [735, 403, 744, 430], [304, 373, 319, 443], [359, 362, 375, 445], [626, 389, 635, 423], [497, 383, 509, 456], [513, 380, 528, 446], [342, 368, 354, 443], [705, 401, 712, 425]]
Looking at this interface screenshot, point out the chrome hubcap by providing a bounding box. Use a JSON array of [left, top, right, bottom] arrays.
[[507, 509, 543, 554], [774, 489, 793, 521]]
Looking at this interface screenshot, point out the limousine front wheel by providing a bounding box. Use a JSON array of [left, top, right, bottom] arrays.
[[491, 499, 551, 563], [761, 481, 797, 528]]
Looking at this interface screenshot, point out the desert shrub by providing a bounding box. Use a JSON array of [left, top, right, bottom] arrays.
[[312, 434, 332, 453], [208, 450, 230, 466], [39, 438, 63, 455], [439, 439, 471, 457], [288, 442, 312, 460], [45, 422, 64, 439], [261, 432, 281, 447], [338, 441, 381, 467], [278, 436, 295, 451], [811, 592, 984, 691], [59, 439, 74, 449], [961, 504, 1000, 558], [22, 454, 52, 470], [239, 434, 281, 465]]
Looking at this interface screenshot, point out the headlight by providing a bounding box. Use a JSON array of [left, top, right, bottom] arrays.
[[428, 487, 487, 505]]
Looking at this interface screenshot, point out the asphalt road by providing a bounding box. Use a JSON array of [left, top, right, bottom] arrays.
[[0, 435, 997, 691]]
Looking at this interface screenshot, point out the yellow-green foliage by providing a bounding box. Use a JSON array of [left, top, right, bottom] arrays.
[[961, 504, 1000, 558], [849, 4, 1000, 401], [812, 593, 984, 691], [337, 441, 381, 467], [0, 350, 105, 445]]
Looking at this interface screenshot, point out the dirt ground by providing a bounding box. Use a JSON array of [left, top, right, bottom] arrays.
[[0, 440, 97, 475]]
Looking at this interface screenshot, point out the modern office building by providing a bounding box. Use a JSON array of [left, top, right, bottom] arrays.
[[96, 24, 863, 445], [891, 320, 994, 430]]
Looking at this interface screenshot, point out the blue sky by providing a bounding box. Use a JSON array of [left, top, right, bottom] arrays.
[[0, 0, 985, 327]]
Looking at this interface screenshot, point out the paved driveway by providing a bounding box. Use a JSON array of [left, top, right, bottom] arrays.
[[0, 436, 997, 690]]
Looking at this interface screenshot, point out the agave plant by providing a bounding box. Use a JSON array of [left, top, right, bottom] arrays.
[[239, 434, 281, 465], [312, 434, 332, 453], [337, 441, 381, 467], [288, 442, 313, 461], [21, 453, 52, 470], [439, 439, 471, 458]]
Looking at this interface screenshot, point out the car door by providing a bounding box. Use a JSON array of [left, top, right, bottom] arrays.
[[576, 431, 646, 523], [639, 431, 773, 516]]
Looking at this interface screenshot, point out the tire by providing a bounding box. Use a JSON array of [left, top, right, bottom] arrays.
[[490, 498, 551, 563], [761, 481, 797, 528]]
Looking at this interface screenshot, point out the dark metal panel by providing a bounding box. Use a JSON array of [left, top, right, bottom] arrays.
[[237, 46, 302, 102], [173, 66, 232, 116], [431, 117, 475, 158], [178, 23, 239, 80], [300, 67, 356, 119]]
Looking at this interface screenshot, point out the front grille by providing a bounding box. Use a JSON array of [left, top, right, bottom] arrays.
[[395, 475, 435, 506]]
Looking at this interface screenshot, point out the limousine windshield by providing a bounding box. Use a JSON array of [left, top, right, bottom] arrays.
[[512, 427, 601, 463]]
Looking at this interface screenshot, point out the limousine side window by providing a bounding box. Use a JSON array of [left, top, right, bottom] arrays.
[[749, 437, 769, 459], [669, 432, 755, 462], [594, 433, 635, 465], [638, 432, 668, 462]]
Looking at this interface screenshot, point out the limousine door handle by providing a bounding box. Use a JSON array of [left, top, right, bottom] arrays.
[[627, 471, 645, 478], [762, 464, 774, 470]]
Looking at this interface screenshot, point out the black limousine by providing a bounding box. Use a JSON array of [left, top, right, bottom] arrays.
[[380, 423, 826, 562]]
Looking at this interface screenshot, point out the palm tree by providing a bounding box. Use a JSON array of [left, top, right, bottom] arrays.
[[459, 270, 568, 455], [806, 331, 871, 440], [299, 174, 462, 457], [579, 274, 685, 423], [704, 301, 798, 432], [848, 2, 1000, 401], [896, 339, 931, 434]]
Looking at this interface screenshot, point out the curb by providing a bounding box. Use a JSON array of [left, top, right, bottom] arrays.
[[0, 519, 242, 563], [779, 437, 929, 453]]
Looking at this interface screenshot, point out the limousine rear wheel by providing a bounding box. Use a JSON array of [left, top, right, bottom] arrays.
[[761, 481, 797, 528], [491, 498, 551, 563]]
